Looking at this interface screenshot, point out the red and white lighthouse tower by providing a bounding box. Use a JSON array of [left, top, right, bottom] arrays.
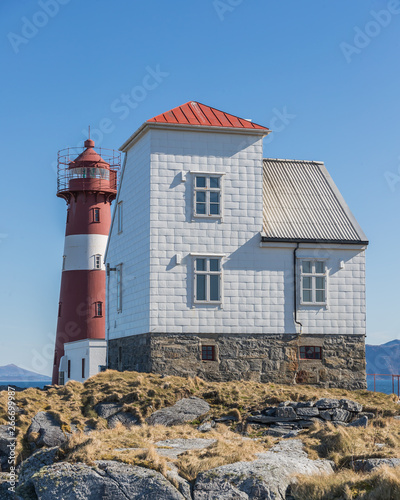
[[52, 139, 120, 384]]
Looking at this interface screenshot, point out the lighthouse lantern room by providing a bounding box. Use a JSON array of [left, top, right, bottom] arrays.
[[52, 138, 120, 384]]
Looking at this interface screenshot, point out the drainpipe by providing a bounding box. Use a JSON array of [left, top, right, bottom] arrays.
[[293, 243, 303, 383], [106, 263, 116, 369]]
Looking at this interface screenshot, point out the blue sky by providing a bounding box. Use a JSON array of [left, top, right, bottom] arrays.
[[0, 0, 399, 376]]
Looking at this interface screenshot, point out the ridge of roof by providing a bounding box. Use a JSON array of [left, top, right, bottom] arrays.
[[147, 101, 269, 130]]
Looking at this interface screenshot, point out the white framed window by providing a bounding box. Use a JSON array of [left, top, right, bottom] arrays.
[[62, 255, 66, 270], [300, 260, 327, 305], [194, 174, 222, 218], [117, 202, 123, 233], [194, 257, 222, 304], [116, 264, 122, 312], [94, 254, 101, 269]]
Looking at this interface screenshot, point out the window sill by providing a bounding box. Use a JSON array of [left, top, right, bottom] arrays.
[[193, 215, 222, 220], [300, 302, 328, 308], [193, 301, 222, 307]]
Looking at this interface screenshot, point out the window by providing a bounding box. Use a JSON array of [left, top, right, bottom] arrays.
[[58, 302, 62, 317], [59, 372, 65, 385], [66, 210, 70, 224], [94, 254, 101, 269], [194, 175, 221, 217], [201, 345, 216, 361], [81, 358, 85, 379], [93, 208, 100, 223], [117, 202, 123, 233], [62, 255, 66, 270], [299, 346, 322, 360], [301, 260, 326, 304], [118, 346, 122, 371], [67, 360, 71, 379], [194, 257, 221, 303], [95, 301, 103, 317], [116, 264, 122, 312]]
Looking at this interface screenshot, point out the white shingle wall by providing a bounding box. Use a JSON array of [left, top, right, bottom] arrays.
[[106, 133, 151, 340], [108, 126, 366, 338]]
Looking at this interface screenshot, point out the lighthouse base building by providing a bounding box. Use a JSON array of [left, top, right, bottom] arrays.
[[105, 101, 368, 390]]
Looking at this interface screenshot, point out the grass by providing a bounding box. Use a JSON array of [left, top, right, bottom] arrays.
[[0, 369, 399, 492], [292, 466, 400, 499]]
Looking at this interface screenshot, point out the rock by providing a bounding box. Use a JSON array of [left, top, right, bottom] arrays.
[[155, 438, 216, 459], [16, 447, 59, 498], [296, 401, 315, 408], [394, 416, 400, 420], [30, 460, 185, 499], [108, 412, 140, 429], [295, 407, 320, 418], [276, 406, 297, 419], [331, 409, 351, 423], [298, 419, 319, 428], [0, 426, 14, 472], [197, 422, 212, 433], [353, 458, 400, 472], [265, 428, 299, 438], [315, 398, 340, 409], [193, 439, 333, 500], [166, 463, 192, 500], [147, 397, 210, 426], [339, 399, 362, 412], [27, 412, 67, 448], [348, 416, 368, 428], [94, 403, 123, 419], [358, 412, 375, 420], [261, 408, 276, 416], [319, 410, 332, 421]]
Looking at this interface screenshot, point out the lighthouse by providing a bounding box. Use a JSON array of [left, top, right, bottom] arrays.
[[52, 139, 120, 384]]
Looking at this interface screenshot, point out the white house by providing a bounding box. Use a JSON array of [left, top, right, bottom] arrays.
[[104, 101, 368, 389], [58, 339, 107, 384]]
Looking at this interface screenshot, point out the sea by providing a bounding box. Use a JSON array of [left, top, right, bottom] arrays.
[[1, 381, 50, 390]]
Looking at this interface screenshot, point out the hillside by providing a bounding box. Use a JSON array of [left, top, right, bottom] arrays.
[[366, 339, 400, 374], [0, 370, 400, 498], [0, 364, 51, 382]]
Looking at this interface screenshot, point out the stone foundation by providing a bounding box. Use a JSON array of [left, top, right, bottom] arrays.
[[108, 333, 366, 390]]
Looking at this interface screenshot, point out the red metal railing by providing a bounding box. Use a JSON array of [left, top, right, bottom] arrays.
[[367, 373, 400, 396]]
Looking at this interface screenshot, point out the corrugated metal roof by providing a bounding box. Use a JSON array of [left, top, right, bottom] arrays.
[[147, 101, 269, 131], [262, 159, 368, 243]]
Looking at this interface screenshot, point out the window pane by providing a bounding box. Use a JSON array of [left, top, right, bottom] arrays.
[[300, 347, 306, 358], [210, 192, 219, 203], [196, 192, 206, 202], [209, 274, 219, 301], [196, 258, 205, 271], [316, 290, 325, 303], [196, 203, 206, 214], [210, 177, 219, 188], [303, 290, 312, 302], [210, 259, 219, 271], [315, 261, 324, 273], [210, 203, 220, 215], [196, 176, 206, 188], [303, 277, 311, 289], [196, 275, 206, 301], [315, 277, 325, 290], [302, 261, 311, 273]]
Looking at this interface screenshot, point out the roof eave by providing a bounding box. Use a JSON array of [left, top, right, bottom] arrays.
[[120, 121, 270, 152], [260, 235, 369, 246]]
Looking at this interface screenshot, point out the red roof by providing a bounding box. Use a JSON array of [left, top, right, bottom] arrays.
[[147, 101, 269, 131]]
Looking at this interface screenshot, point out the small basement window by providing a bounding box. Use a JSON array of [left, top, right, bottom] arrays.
[[299, 346, 322, 360], [95, 302, 103, 317], [93, 208, 100, 223], [201, 345, 216, 361]]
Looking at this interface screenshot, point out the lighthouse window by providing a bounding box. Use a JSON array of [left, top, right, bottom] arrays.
[[117, 202, 123, 233], [95, 302, 103, 317], [93, 208, 100, 223], [116, 264, 122, 312], [82, 358, 85, 379], [58, 302, 62, 317], [94, 255, 101, 269]]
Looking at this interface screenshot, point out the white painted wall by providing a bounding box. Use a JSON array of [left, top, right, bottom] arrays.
[[61, 339, 107, 383], [106, 132, 151, 340], [63, 234, 108, 271], [106, 125, 366, 339]]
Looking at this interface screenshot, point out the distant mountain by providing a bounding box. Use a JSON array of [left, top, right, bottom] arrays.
[[366, 340, 400, 375], [0, 364, 51, 382]]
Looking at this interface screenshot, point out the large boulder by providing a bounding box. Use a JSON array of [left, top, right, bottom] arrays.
[[193, 439, 334, 500], [147, 397, 210, 426], [94, 403, 123, 419], [353, 458, 400, 472], [27, 412, 66, 448], [0, 426, 14, 472], [16, 447, 59, 498], [29, 460, 185, 499]]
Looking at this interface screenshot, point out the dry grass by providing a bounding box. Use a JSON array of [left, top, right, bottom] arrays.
[[300, 418, 400, 467], [292, 465, 400, 500], [58, 423, 269, 481], [0, 369, 398, 470]]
